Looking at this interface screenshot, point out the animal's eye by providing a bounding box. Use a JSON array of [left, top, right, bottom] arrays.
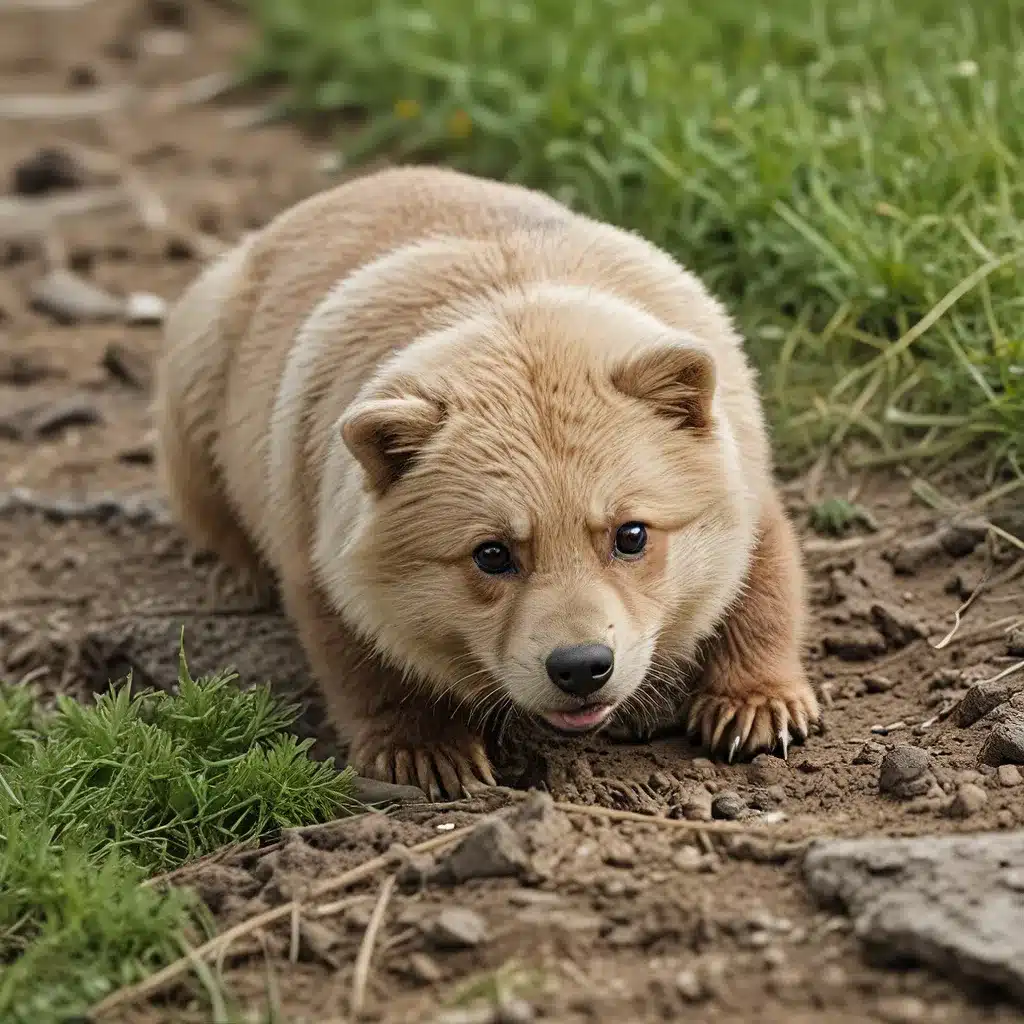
[[613, 522, 648, 558], [473, 541, 515, 575]]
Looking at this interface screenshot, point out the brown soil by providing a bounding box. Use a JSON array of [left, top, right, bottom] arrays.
[[2, 3, 1022, 1023]]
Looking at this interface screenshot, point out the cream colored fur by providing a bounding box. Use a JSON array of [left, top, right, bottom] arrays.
[[154, 166, 818, 798]]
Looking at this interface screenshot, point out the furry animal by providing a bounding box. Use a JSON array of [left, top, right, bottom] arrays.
[[154, 166, 819, 798]]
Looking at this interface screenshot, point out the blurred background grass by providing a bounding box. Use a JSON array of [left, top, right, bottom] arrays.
[[246, 0, 1023, 478]]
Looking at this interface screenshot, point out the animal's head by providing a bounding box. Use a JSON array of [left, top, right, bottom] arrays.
[[324, 285, 755, 733]]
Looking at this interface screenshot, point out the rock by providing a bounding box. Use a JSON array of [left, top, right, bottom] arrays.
[[12, 146, 83, 196], [871, 603, 925, 649], [497, 1000, 535, 1024], [803, 832, 1024, 1004], [405, 951, 443, 984], [124, 291, 168, 325], [394, 848, 436, 889], [351, 776, 427, 805], [889, 522, 987, 574], [998, 765, 1022, 788], [602, 837, 635, 868], [675, 968, 703, 1002], [711, 790, 747, 820], [979, 716, 1024, 767], [748, 752, 789, 787], [863, 674, 895, 694], [688, 757, 717, 780], [439, 818, 529, 883], [748, 787, 783, 811], [878, 745, 933, 799], [956, 679, 1023, 728], [823, 630, 887, 661], [30, 269, 122, 323], [1009, 630, 1024, 658], [674, 953, 727, 1002], [671, 793, 712, 822], [505, 790, 572, 853], [102, 341, 152, 390], [852, 741, 886, 766], [947, 783, 987, 819], [671, 846, 703, 871], [430, 907, 487, 949], [29, 395, 102, 438]]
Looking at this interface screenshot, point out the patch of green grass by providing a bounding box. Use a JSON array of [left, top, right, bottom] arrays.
[[0, 650, 355, 1024], [808, 496, 878, 536], [246, 0, 1024, 475]]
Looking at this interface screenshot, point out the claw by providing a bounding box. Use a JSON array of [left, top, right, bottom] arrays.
[[728, 735, 741, 764], [778, 729, 790, 760]]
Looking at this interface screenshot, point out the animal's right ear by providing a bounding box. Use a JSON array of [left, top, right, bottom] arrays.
[[338, 395, 445, 495]]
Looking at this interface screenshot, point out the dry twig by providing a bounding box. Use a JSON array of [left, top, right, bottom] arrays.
[[89, 827, 473, 1017], [350, 874, 397, 1019]]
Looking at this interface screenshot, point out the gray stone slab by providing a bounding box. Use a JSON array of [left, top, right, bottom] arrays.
[[803, 831, 1024, 1005]]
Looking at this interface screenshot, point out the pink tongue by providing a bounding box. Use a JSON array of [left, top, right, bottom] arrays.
[[557, 706, 609, 728]]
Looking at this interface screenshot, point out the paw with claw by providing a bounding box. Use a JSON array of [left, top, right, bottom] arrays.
[[686, 668, 819, 763], [348, 726, 496, 801]]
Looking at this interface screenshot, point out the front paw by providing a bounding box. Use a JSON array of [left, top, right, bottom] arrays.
[[686, 671, 819, 763], [348, 728, 496, 801]]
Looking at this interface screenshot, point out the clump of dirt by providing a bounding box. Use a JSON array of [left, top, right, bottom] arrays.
[[2, 2, 1023, 1022]]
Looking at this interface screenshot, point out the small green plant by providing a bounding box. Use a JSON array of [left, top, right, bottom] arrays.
[[0, 648, 355, 1023], [808, 496, 878, 537]]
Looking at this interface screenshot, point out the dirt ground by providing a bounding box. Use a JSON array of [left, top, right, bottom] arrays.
[[2, 2, 1023, 1022]]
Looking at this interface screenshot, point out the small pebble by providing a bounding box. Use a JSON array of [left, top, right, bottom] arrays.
[[997, 765, 1022, 787], [1008, 629, 1024, 657], [852, 741, 886, 766], [671, 846, 702, 871], [675, 968, 703, 1002], [748, 752, 789, 787], [688, 758, 717, 780], [671, 789, 712, 822], [406, 952, 443, 984], [878, 745, 933, 799], [430, 907, 487, 949], [602, 838, 635, 868], [711, 790, 747, 820], [979, 719, 1024, 767], [124, 291, 167, 325], [947, 783, 987, 819], [863, 675, 895, 694]]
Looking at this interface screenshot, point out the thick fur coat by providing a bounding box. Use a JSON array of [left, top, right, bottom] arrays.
[[154, 166, 818, 797]]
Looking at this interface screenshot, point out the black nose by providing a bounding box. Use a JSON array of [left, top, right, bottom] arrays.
[[545, 644, 614, 697]]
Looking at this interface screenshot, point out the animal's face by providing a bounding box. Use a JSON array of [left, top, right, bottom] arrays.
[[328, 288, 754, 732]]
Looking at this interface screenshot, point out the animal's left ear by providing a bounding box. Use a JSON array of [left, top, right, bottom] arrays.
[[338, 393, 445, 495], [610, 342, 716, 431]]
